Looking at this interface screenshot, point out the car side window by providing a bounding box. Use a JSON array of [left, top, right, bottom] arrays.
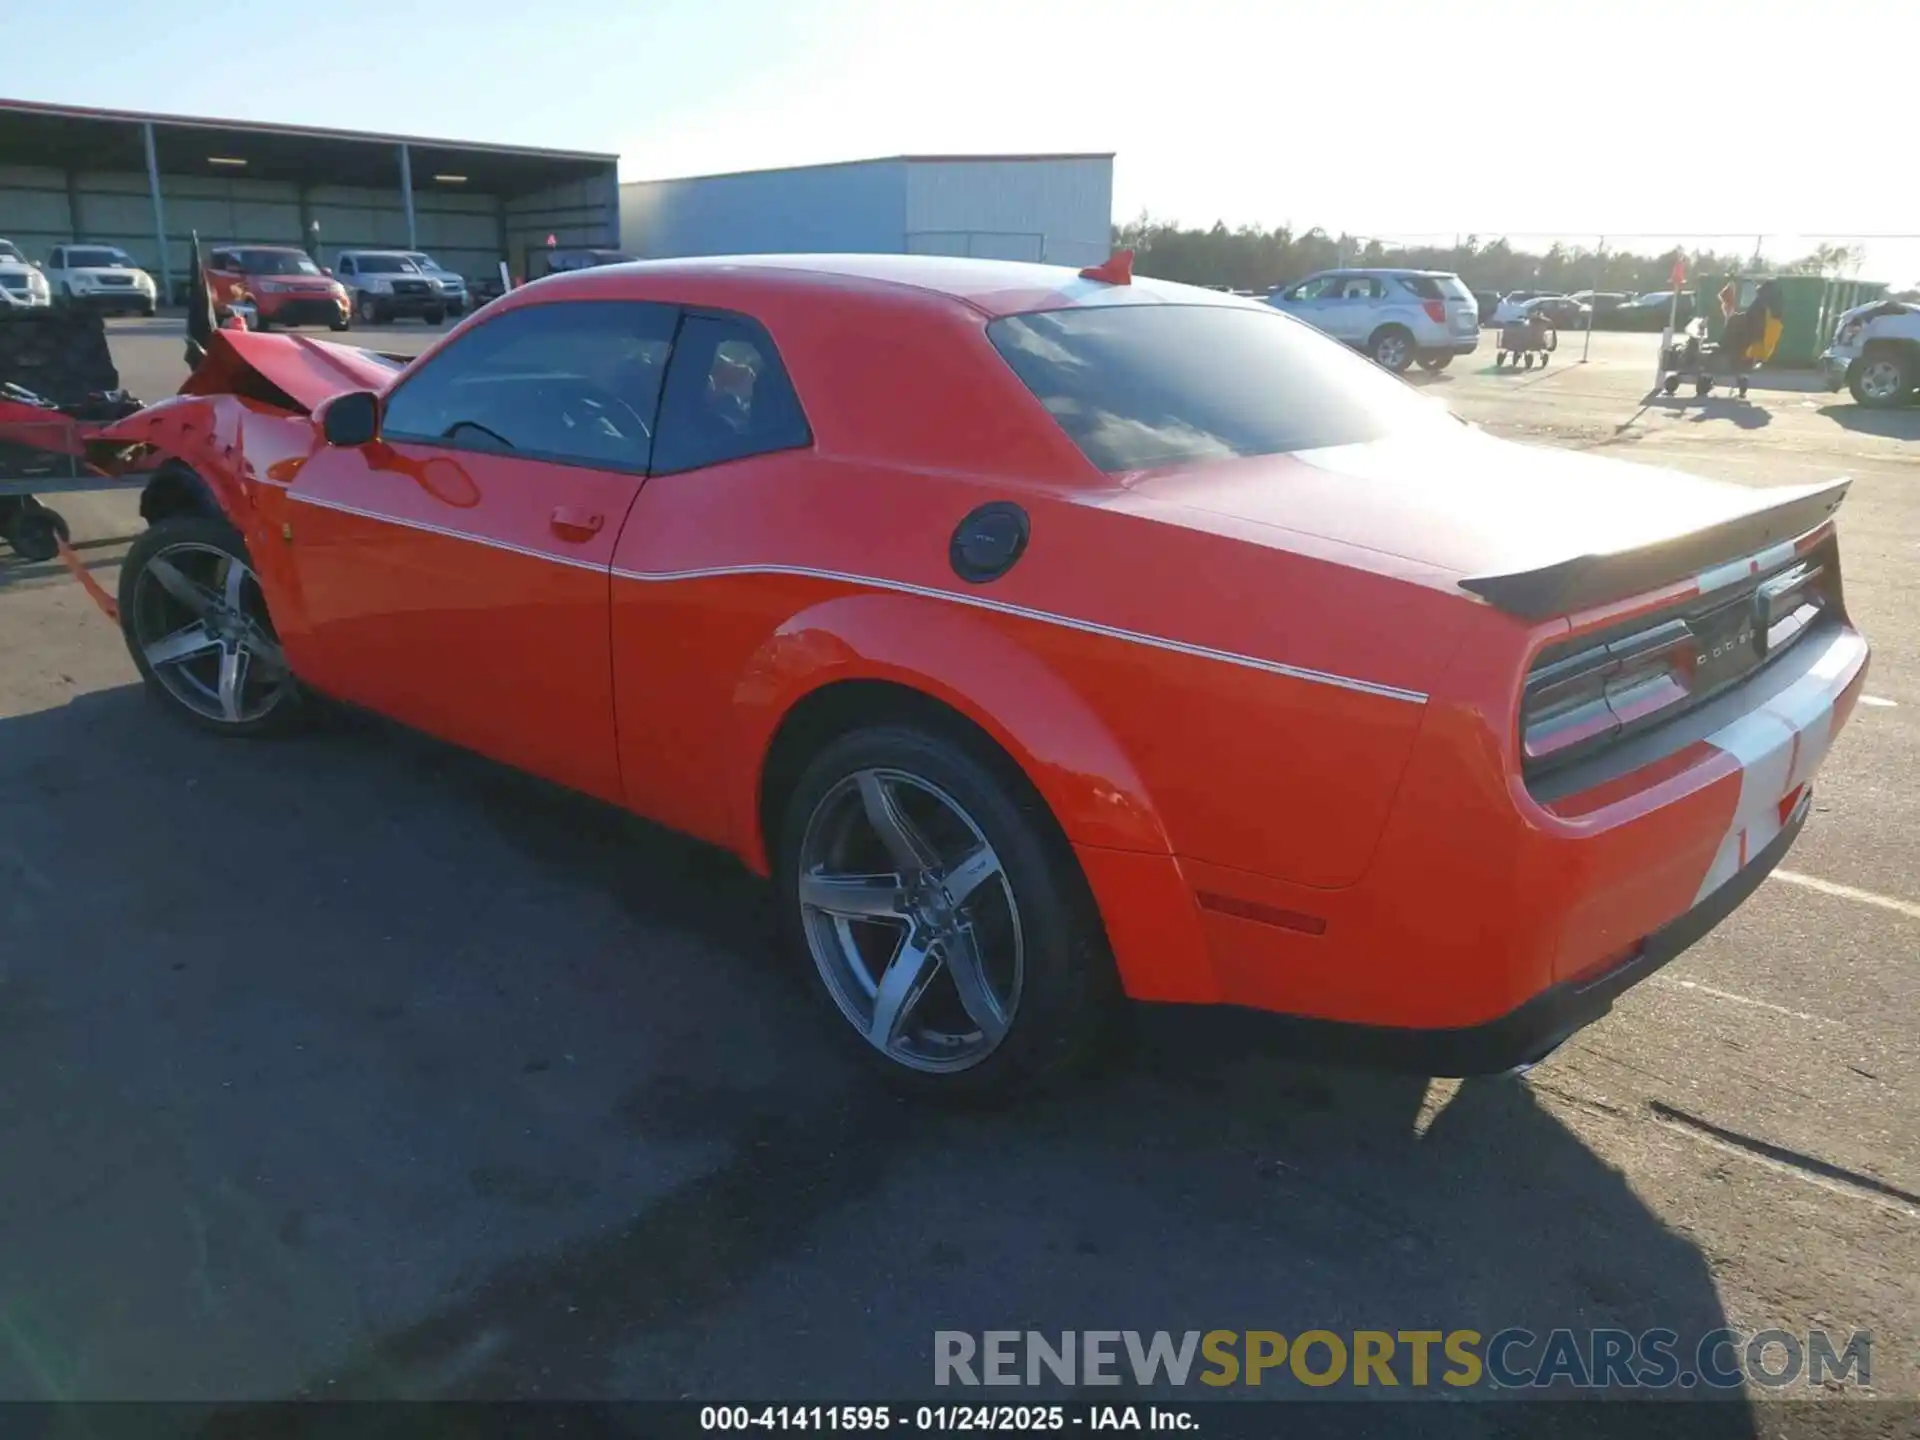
[[339, 256, 355, 276], [380, 300, 679, 473], [1290, 275, 1339, 301], [1335, 277, 1382, 300], [49, 247, 63, 268], [649, 312, 811, 475]]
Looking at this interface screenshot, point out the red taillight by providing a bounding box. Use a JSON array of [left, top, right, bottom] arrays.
[[1422, 299, 1446, 324]]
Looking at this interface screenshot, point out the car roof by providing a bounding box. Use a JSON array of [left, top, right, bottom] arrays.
[[534, 253, 1273, 319], [341, 249, 414, 258]]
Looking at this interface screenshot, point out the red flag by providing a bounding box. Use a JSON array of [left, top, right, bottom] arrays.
[[546, 233, 557, 248], [1669, 256, 1687, 288]]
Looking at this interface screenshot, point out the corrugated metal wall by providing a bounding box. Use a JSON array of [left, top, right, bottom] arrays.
[[619, 161, 908, 259], [4, 153, 616, 298], [904, 158, 1113, 267], [506, 165, 621, 278], [0, 165, 73, 261]]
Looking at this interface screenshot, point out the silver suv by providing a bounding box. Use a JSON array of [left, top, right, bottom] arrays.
[[1267, 268, 1481, 372]]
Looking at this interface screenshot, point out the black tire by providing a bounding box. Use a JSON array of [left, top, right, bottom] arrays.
[[329, 315, 351, 332], [142, 300, 157, 318], [3, 499, 69, 562], [1696, 378, 1712, 398], [357, 293, 381, 325], [1417, 354, 1452, 373], [1522, 353, 1535, 370], [117, 513, 305, 737], [1849, 348, 1912, 409], [776, 722, 1118, 1101], [422, 308, 445, 326], [1368, 325, 1415, 373], [1663, 375, 1681, 396], [253, 312, 272, 332]]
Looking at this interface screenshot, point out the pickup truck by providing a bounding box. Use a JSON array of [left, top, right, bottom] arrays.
[[1821, 299, 1920, 409]]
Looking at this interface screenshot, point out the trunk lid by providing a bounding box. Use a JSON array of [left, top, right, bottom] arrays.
[[1126, 429, 1847, 613]]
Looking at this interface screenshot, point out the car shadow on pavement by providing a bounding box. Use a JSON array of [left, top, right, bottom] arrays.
[[0, 687, 1755, 1432], [1644, 397, 1774, 431], [1818, 403, 1920, 441]]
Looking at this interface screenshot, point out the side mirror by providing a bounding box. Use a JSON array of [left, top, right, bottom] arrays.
[[322, 267, 333, 276], [322, 390, 380, 447]]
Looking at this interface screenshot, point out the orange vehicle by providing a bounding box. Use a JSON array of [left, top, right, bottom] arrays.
[[85, 252, 1868, 1097], [203, 244, 350, 332]]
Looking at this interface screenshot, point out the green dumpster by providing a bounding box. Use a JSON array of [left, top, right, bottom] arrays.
[[1694, 274, 1890, 366]]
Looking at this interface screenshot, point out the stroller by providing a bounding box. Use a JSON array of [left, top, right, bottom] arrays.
[[1494, 309, 1557, 369], [1660, 279, 1784, 399]]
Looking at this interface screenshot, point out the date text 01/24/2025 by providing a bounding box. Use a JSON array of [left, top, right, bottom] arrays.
[[700, 1405, 1195, 1432]]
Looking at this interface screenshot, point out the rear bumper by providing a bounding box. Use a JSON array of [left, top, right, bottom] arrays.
[[1077, 620, 1868, 1069], [71, 290, 152, 312], [1134, 786, 1810, 1075]]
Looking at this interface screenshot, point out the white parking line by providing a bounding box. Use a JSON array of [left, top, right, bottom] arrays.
[[1647, 975, 1826, 1024], [1768, 869, 1920, 921], [1858, 695, 1897, 708]]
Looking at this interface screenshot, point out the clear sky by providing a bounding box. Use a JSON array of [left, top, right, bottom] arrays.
[[4, 0, 1916, 282]]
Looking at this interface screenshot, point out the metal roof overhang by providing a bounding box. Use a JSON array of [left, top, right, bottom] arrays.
[[0, 99, 614, 196]]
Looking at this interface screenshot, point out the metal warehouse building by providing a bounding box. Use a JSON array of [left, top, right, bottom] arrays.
[[0, 98, 618, 301], [619, 153, 1114, 267]]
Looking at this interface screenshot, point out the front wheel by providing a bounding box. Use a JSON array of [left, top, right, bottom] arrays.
[[422, 308, 445, 326], [118, 515, 303, 736], [1369, 327, 1414, 373], [357, 293, 381, 325], [1850, 350, 1912, 409], [777, 723, 1116, 1099]]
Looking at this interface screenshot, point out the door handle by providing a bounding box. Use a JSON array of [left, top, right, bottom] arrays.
[[549, 506, 604, 542]]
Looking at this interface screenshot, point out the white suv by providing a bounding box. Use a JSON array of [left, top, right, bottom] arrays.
[[45, 244, 158, 316], [1267, 268, 1481, 372], [1821, 298, 1919, 409], [0, 238, 51, 309]]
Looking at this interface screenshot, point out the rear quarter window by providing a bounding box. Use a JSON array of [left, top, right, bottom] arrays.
[[986, 303, 1454, 474], [1396, 275, 1443, 300]]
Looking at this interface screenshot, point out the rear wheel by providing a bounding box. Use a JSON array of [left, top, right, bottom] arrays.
[[1369, 326, 1414, 373], [777, 723, 1116, 1099], [1850, 349, 1912, 408], [1417, 353, 1453, 373], [118, 515, 303, 737]]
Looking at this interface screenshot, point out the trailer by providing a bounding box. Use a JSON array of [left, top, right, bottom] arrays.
[[0, 310, 151, 561]]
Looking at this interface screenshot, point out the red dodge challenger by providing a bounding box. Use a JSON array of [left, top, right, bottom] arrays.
[[88, 252, 1869, 1096]]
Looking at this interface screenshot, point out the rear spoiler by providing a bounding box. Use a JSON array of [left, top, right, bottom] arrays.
[[1460, 477, 1850, 619]]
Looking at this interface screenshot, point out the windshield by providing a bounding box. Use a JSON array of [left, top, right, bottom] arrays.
[[69, 247, 132, 268], [356, 255, 420, 274], [237, 249, 322, 276], [403, 253, 438, 269], [1, 240, 28, 262], [987, 303, 1453, 474]]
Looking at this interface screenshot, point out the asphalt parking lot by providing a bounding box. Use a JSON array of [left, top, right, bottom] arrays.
[[2, 316, 1916, 1422]]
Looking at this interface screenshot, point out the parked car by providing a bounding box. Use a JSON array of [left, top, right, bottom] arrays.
[[334, 250, 447, 326], [1266, 268, 1480, 372], [205, 246, 349, 332], [399, 251, 468, 316], [1520, 295, 1593, 330], [44, 244, 158, 316], [1491, 291, 1556, 326], [1821, 298, 1920, 408], [87, 253, 1867, 1097], [0, 238, 52, 310], [526, 247, 639, 281], [1609, 291, 1695, 331], [1473, 290, 1502, 326], [1567, 290, 1631, 322]]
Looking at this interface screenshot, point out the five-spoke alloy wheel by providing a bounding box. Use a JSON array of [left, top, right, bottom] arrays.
[[119, 516, 302, 735], [778, 723, 1116, 1097]]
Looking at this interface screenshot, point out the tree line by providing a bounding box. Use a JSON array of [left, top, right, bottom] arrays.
[[1111, 214, 1866, 296]]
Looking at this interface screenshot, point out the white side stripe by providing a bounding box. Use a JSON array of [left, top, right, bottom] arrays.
[[283, 489, 1428, 704], [611, 561, 1428, 703], [288, 490, 607, 572]]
